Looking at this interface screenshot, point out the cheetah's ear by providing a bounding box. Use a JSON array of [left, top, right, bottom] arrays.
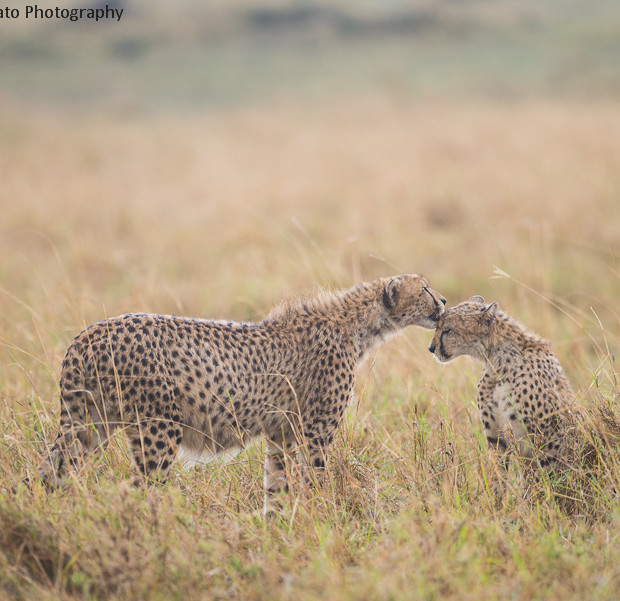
[[468, 295, 486, 304], [382, 278, 401, 310], [481, 301, 499, 320]]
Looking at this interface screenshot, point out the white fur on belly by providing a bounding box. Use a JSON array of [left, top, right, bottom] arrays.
[[178, 441, 257, 469]]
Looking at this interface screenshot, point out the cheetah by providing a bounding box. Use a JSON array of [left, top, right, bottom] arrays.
[[34, 274, 446, 510], [428, 296, 575, 472]]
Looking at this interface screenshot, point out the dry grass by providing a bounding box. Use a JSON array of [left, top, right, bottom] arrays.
[[2, 95, 620, 600]]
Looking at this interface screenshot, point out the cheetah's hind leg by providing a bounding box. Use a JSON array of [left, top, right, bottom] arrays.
[[34, 390, 118, 488]]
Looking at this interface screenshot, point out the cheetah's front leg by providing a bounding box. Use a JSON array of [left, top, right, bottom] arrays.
[[478, 373, 510, 458], [263, 380, 349, 513], [298, 391, 347, 488]]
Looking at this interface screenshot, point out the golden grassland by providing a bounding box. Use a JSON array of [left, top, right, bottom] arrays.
[[2, 96, 620, 600]]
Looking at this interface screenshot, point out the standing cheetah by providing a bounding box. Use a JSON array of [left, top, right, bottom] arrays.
[[35, 274, 446, 509], [428, 296, 575, 471]]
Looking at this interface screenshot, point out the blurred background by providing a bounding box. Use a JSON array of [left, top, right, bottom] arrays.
[[3, 0, 620, 110], [1, 0, 620, 402]]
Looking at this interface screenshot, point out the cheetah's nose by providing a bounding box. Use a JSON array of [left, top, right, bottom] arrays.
[[441, 298, 447, 305], [428, 343, 436, 354]]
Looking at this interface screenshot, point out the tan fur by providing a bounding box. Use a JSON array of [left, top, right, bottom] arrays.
[[428, 296, 575, 470], [35, 274, 445, 510]]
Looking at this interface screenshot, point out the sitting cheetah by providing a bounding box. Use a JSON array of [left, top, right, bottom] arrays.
[[428, 296, 575, 471], [34, 274, 446, 510]]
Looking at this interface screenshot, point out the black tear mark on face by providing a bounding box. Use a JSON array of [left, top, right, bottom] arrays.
[[438, 328, 450, 358]]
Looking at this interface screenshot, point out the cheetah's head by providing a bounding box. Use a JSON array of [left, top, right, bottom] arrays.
[[381, 274, 447, 330], [428, 296, 499, 362]]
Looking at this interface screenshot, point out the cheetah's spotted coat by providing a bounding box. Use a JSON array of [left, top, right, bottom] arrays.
[[36, 274, 445, 507]]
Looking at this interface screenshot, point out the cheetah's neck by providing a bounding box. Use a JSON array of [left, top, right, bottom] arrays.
[[264, 281, 399, 362], [335, 282, 402, 358]]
